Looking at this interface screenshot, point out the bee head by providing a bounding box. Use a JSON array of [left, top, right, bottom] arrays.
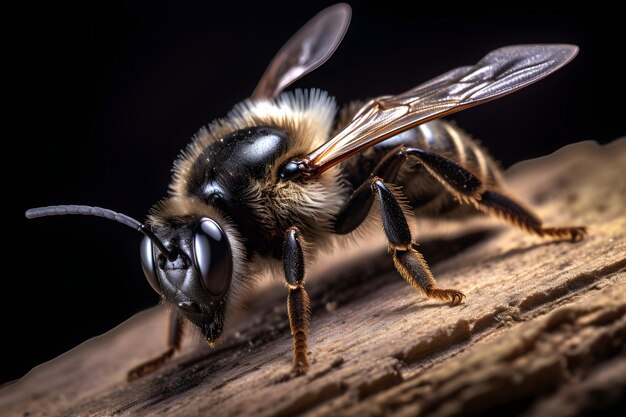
[[141, 215, 233, 342], [25, 203, 240, 344]]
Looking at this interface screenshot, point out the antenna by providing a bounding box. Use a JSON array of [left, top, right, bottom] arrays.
[[25, 205, 175, 261]]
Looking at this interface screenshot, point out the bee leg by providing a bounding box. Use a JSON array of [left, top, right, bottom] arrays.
[[283, 226, 311, 375], [371, 179, 466, 304], [472, 190, 587, 241], [400, 147, 586, 241], [400, 147, 483, 202], [335, 174, 465, 303], [333, 180, 375, 234], [334, 146, 407, 234], [127, 310, 184, 381]]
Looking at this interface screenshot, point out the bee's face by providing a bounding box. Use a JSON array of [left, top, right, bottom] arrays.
[[140, 216, 232, 341]]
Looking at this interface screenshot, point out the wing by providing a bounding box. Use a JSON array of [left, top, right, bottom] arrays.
[[251, 3, 351, 100], [296, 44, 578, 177]]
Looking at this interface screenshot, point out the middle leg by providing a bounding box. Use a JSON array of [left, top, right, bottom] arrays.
[[335, 176, 465, 304]]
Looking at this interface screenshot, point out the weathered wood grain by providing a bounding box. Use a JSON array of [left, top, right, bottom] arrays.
[[1, 139, 624, 417]]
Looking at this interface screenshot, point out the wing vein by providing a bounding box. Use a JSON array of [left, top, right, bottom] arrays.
[[301, 44, 578, 175]]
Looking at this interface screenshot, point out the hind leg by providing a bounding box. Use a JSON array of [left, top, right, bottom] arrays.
[[360, 146, 586, 241]]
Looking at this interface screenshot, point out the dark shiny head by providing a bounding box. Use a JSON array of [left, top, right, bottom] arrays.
[[140, 216, 233, 341]]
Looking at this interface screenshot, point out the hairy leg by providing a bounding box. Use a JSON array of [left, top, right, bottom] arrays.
[[283, 226, 311, 374], [335, 174, 465, 304]]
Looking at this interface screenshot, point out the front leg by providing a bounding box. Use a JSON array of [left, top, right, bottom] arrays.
[[283, 226, 311, 375], [127, 309, 184, 381]]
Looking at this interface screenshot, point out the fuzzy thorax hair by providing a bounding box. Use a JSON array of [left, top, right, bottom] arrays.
[[171, 88, 339, 197], [151, 89, 347, 243]]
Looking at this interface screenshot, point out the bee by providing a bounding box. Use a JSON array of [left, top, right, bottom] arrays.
[[26, 3, 586, 377]]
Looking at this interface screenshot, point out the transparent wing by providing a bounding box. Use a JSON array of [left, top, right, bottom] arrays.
[[251, 3, 351, 100], [299, 44, 578, 176]]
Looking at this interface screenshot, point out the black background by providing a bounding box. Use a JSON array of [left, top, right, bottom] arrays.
[[5, 1, 624, 383]]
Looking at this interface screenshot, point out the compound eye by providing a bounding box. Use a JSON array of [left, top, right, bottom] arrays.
[[140, 235, 162, 295], [194, 218, 232, 296]]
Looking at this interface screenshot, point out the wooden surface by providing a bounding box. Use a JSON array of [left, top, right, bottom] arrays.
[[1, 139, 625, 417]]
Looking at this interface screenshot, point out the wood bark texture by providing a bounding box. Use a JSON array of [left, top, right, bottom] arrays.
[[1, 139, 625, 417]]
